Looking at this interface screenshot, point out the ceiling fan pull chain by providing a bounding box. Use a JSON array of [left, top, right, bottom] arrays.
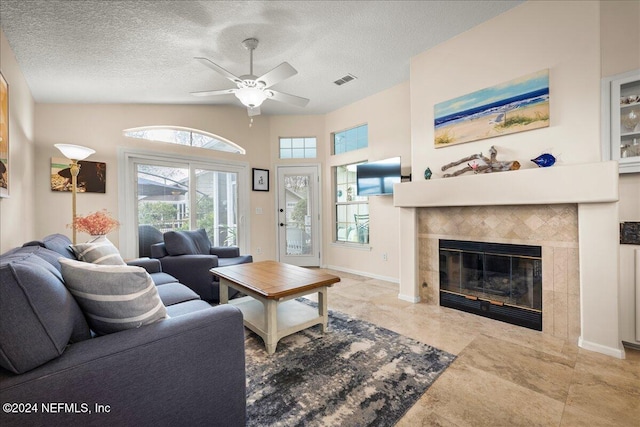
[[249, 117, 253, 128]]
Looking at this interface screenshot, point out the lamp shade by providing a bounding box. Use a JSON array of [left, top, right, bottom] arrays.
[[234, 87, 267, 108], [54, 144, 95, 161]]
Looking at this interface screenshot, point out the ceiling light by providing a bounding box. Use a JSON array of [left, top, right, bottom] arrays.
[[235, 87, 268, 108]]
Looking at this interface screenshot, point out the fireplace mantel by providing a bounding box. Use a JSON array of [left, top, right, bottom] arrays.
[[394, 160, 624, 358], [394, 161, 618, 207]]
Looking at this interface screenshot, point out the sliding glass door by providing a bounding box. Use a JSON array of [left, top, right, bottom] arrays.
[[119, 150, 248, 259]]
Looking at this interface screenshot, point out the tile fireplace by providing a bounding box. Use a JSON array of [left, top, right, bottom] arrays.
[[439, 239, 542, 331], [394, 161, 622, 358]]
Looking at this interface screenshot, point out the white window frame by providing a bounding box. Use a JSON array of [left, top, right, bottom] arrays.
[[117, 147, 250, 259], [279, 137, 317, 159], [333, 161, 369, 248], [123, 126, 245, 154], [332, 123, 368, 155]]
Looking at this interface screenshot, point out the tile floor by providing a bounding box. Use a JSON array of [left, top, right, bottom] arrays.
[[316, 269, 640, 427]]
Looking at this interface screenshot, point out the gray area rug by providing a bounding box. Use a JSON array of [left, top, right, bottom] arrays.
[[245, 300, 456, 427]]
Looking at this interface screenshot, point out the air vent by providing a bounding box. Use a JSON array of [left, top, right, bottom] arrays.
[[333, 74, 357, 86]]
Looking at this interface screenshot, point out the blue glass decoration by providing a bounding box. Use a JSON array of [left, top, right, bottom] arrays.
[[531, 153, 556, 167], [424, 167, 432, 180]]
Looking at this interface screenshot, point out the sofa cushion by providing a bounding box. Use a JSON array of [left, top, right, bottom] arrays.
[[0, 248, 91, 374], [164, 299, 214, 317], [40, 233, 77, 259], [156, 282, 201, 306], [12, 244, 66, 273], [150, 272, 179, 286], [59, 258, 168, 336], [71, 235, 126, 265], [164, 229, 211, 256]]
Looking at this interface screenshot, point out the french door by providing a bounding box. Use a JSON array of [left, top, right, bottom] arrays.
[[119, 149, 249, 259], [277, 165, 321, 267]]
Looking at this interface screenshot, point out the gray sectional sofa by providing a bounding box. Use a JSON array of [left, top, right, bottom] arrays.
[[0, 234, 246, 426], [150, 229, 253, 302]]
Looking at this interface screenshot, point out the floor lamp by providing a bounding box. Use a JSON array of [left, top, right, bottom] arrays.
[[54, 144, 96, 244]]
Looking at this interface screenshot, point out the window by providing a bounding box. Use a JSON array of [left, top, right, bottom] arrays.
[[136, 163, 239, 246], [119, 149, 249, 260], [333, 124, 368, 155], [335, 162, 369, 244], [124, 126, 245, 154], [279, 137, 317, 159]]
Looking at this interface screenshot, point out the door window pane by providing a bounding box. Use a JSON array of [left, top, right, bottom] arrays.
[[284, 174, 312, 255]]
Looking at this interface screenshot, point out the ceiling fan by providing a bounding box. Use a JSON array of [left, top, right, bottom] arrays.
[[191, 38, 310, 117]]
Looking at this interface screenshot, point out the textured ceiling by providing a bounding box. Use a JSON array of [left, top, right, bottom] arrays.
[[0, 0, 523, 115]]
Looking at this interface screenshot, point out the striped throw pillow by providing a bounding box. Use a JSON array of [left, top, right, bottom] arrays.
[[59, 258, 168, 335], [71, 235, 125, 265]]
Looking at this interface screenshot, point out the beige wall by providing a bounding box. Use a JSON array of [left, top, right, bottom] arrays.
[[323, 81, 411, 281], [601, 0, 640, 78], [33, 103, 271, 258], [411, 0, 601, 178], [0, 30, 36, 252]]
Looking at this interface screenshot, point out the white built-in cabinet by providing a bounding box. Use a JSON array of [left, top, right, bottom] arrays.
[[602, 69, 640, 173]]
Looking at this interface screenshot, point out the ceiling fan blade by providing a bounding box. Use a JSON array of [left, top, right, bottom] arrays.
[[195, 57, 242, 83], [247, 106, 261, 117], [190, 88, 236, 97], [268, 90, 310, 107], [256, 62, 297, 88]]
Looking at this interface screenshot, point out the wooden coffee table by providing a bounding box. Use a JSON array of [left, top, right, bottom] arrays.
[[211, 261, 340, 354]]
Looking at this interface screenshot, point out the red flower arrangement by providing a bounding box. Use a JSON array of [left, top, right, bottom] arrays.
[[70, 210, 120, 235]]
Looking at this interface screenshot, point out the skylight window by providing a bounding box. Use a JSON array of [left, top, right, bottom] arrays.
[[123, 126, 245, 154]]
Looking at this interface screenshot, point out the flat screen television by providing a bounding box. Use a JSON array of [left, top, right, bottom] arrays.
[[356, 157, 401, 196]]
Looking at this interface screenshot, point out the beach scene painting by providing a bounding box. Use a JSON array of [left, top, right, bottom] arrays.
[[434, 69, 549, 148]]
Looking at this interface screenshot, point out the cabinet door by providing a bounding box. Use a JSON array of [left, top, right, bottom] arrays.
[[609, 70, 640, 173]]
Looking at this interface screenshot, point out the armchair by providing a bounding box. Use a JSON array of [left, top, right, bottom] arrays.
[[151, 229, 252, 302]]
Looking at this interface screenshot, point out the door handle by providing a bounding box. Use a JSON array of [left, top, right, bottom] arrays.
[[279, 223, 285, 227]]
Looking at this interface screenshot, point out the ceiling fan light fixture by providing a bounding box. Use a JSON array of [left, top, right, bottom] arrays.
[[235, 86, 267, 108]]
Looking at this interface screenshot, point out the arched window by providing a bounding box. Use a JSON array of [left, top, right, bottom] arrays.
[[123, 126, 246, 154]]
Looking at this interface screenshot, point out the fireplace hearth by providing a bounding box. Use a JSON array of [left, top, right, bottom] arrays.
[[439, 239, 542, 330]]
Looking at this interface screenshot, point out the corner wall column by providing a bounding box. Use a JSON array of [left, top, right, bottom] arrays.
[[578, 201, 624, 358], [398, 207, 420, 302]]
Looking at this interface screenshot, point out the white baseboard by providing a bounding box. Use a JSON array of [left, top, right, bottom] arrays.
[[398, 293, 421, 303], [578, 337, 625, 359], [323, 264, 399, 284]]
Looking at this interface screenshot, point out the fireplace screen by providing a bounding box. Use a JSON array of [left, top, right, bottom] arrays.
[[439, 240, 542, 330]]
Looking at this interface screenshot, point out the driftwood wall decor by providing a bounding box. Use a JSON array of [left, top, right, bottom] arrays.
[[441, 146, 520, 178]]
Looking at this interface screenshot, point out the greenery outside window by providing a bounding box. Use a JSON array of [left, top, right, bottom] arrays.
[[333, 124, 368, 155], [279, 137, 317, 159], [335, 162, 369, 244], [124, 126, 245, 154]]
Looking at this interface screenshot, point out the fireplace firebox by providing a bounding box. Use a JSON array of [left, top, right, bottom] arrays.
[[439, 240, 542, 330]]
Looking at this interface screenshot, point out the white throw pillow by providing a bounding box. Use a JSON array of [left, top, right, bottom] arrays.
[[70, 235, 126, 265], [59, 258, 168, 335]]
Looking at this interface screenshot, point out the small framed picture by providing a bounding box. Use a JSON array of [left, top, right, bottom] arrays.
[[252, 168, 269, 191]]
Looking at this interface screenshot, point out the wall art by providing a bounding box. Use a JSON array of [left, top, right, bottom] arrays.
[[51, 157, 106, 193], [252, 168, 269, 191], [0, 72, 8, 197], [434, 69, 549, 148]]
